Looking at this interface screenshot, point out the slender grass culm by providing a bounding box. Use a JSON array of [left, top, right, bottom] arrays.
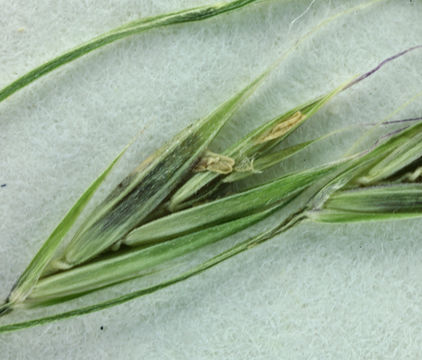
[[1, 0, 421, 339]]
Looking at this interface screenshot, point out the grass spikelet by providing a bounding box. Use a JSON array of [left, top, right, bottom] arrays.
[[55, 68, 271, 270]]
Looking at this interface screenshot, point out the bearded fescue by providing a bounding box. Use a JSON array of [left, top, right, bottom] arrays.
[[3, 0, 417, 335]]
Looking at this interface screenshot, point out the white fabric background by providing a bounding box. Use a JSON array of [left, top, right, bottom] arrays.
[[1, 0, 422, 358]]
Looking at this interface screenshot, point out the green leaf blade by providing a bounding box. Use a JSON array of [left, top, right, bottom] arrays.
[[0, 0, 261, 104]]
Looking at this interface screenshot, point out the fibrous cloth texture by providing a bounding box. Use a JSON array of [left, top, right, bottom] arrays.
[[1, 0, 422, 359]]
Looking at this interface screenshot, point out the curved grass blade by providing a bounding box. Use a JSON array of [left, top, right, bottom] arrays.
[[0, 0, 263, 104], [5, 143, 131, 309]]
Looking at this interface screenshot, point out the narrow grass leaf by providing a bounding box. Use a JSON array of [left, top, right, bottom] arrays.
[[0, 0, 263, 104]]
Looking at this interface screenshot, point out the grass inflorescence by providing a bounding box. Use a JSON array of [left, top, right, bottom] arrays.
[[1, 0, 421, 334]]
